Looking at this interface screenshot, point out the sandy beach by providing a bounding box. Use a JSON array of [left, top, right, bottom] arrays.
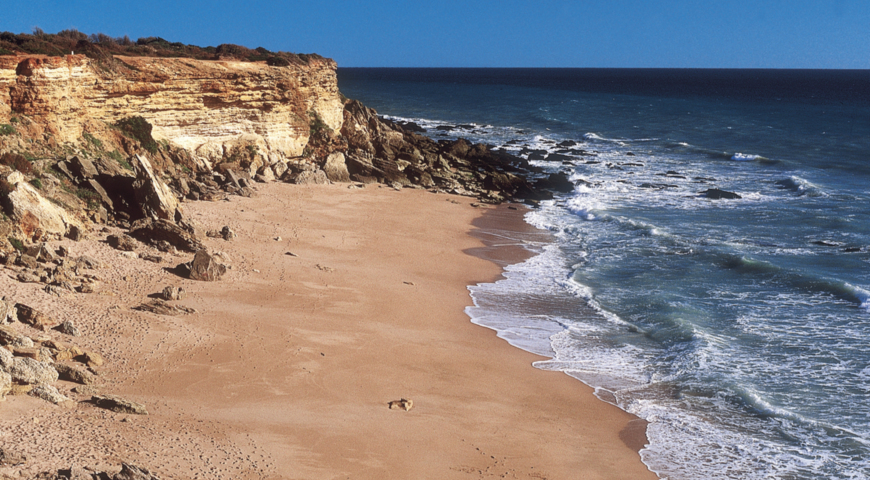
[[0, 182, 656, 479]]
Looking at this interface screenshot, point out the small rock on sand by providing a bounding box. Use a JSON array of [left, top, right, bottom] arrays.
[[93, 394, 148, 415], [388, 398, 414, 411], [188, 249, 227, 281]]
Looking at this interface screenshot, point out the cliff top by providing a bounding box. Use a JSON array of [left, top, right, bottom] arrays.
[[0, 29, 324, 67]]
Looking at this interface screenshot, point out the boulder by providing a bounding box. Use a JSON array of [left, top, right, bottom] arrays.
[[15, 304, 55, 329], [3, 175, 81, 239], [161, 286, 186, 301], [271, 161, 288, 179], [80, 350, 104, 367], [28, 384, 73, 406], [54, 363, 96, 385], [188, 249, 227, 281], [131, 154, 179, 220], [92, 395, 148, 415], [9, 357, 59, 385], [255, 166, 275, 183], [107, 234, 137, 252], [68, 155, 99, 179], [85, 178, 114, 210], [66, 225, 85, 241], [57, 320, 80, 336], [323, 152, 351, 182], [292, 169, 329, 185], [128, 218, 204, 253]]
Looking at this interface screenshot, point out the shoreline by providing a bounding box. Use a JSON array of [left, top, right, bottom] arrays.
[[466, 203, 653, 457], [1, 182, 656, 479]]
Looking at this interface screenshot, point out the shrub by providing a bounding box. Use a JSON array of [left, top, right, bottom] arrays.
[[82, 132, 103, 149], [29, 178, 42, 190], [309, 111, 329, 136], [0, 124, 14, 136], [0, 153, 33, 175], [7, 236, 24, 252], [9, 117, 18, 124], [113, 116, 159, 154], [266, 56, 290, 67]]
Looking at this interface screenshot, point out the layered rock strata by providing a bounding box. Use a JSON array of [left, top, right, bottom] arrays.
[[0, 54, 343, 165]]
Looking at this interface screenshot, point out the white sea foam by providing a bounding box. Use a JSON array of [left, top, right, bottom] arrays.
[[732, 152, 763, 161]]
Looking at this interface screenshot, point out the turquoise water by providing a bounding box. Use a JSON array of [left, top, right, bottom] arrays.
[[339, 68, 870, 479]]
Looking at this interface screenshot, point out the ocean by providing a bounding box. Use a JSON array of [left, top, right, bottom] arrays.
[[337, 68, 870, 479]]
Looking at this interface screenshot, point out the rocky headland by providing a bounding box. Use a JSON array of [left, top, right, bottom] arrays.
[[0, 32, 587, 479]]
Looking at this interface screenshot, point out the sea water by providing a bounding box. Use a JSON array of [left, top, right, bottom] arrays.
[[338, 68, 870, 479]]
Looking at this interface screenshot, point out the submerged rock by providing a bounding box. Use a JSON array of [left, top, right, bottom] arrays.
[[702, 188, 742, 200]]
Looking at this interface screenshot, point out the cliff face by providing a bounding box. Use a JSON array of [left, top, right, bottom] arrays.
[[0, 54, 343, 164]]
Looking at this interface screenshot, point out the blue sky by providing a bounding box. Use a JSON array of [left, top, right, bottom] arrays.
[[3, 0, 869, 68]]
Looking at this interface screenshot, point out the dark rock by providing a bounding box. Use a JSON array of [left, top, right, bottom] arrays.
[[534, 173, 575, 193], [702, 188, 742, 200], [92, 395, 148, 415], [128, 218, 204, 253], [66, 225, 84, 242], [15, 304, 56, 329], [107, 234, 137, 252]]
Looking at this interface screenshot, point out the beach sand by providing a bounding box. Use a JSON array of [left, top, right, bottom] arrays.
[[0, 182, 656, 479]]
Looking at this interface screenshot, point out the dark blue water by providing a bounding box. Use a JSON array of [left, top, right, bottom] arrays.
[[338, 68, 870, 479]]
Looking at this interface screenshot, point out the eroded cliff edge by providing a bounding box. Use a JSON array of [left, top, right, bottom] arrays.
[[0, 53, 569, 252]]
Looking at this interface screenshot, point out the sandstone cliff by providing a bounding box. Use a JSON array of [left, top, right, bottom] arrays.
[[0, 54, 343, 165]]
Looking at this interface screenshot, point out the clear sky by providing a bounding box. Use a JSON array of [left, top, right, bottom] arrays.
[[3, 0, 869, 68]]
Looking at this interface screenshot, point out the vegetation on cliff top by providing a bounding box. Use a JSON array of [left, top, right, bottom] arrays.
[[0, 28, 323, 66]]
